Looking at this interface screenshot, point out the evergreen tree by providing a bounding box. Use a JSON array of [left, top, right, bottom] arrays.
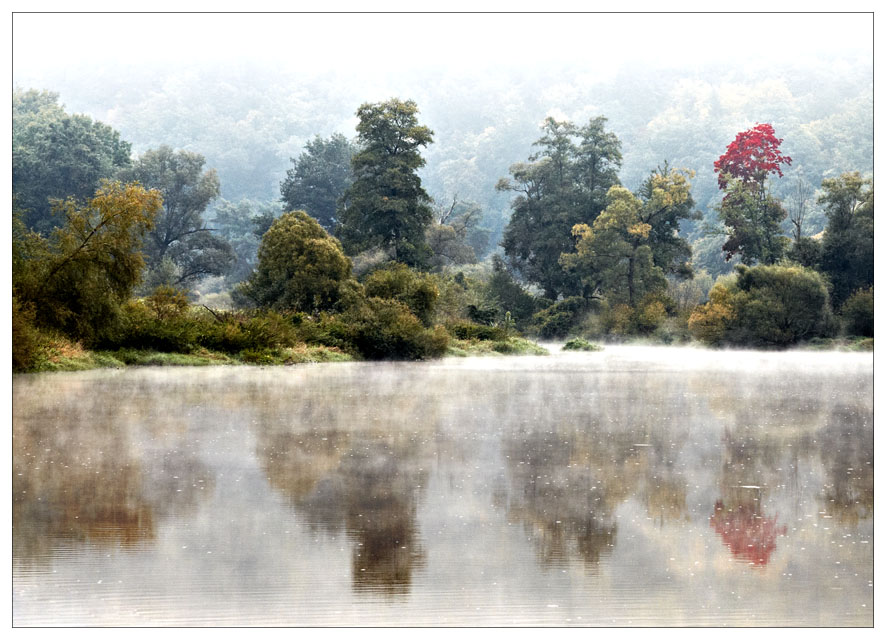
[[336, 99, 434, 268]]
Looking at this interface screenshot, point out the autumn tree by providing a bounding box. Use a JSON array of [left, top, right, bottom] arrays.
[[119, 145, 235, 287], [560, 166, 697, 306], [280, 133, 356, 231], [818, 172, 874, 307], [237, 210, 352, 313], [499, 116, 622, 299], [336, 99, 435, 268], [714, 123, 792, 265], [12, 181, 162, 343], [13, 89, 133, 234]]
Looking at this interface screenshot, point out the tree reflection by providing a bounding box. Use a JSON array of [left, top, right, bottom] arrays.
[[817, 403, 873, 525], [710, 498, 786, 567], [13, 376, 214, 563], [257, 422, 428, 596]]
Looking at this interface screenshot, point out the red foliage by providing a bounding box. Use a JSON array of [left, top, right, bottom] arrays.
[[714, 123, 792, 191], [710, 500, 787, 567]]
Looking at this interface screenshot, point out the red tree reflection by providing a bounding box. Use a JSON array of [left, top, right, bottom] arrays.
[[710, 500, 787, 567]]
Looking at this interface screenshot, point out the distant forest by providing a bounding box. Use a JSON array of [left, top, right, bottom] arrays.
[[11, 54, 873, 370]]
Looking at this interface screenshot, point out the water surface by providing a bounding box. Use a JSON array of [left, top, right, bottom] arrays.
[[13, 346, 873, 626]]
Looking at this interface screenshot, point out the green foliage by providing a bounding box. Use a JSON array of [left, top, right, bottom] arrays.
[[363, 263, 439, 326], [689, 264, 833, 346], [281, 133, 355, 230], [239, 210, 352, 313], [562, 338, 603, 352], [819, 172, 873, 307], [483, 255, 540, 330], [841, 288, 874, 337], [786, 235, 823, 270], [447, 322, 509, 341], [532, 296, 588, 339], [337, 98, 435, 268], [561, 166, 696, 306], [341, 298, 449, 360], [120, 145, 234, 287], [13, 89, 132, 233], [499, 116, 623, 299], [12, 296, 47, 372], [13, 181, 163, 345], [717, 177, 789, 265]]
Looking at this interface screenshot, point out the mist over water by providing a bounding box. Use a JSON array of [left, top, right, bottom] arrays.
[[13, 347, 872, 626]]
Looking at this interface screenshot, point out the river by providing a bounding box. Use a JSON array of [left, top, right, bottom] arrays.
[[12, 345, 873, 626]]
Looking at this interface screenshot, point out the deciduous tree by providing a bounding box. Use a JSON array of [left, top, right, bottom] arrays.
[[13, 89, 132, 233], [714, 124, 792, 264], [280, 133, 355, 230], [120, 145, 235, 286], [238, 210, 352, 313]]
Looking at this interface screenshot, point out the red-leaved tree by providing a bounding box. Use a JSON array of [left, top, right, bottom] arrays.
[[714, 124, 792, 264], [714, 123, 792, 192]]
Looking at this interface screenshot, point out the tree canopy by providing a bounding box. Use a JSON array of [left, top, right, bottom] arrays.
[[13, 89, 133, 233], [119, 145, 235, 287], [336, 99, 435, 268], [499, 116, 623, 299], [280, 133, 356, 230], [238, 210, 352, 313]]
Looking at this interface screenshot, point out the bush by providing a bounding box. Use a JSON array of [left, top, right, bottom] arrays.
[[563, 338, 602, 352], [532, 296, 587, 338], [342, 297, 449, 360], [363, 262, 439, 326], [447, 321, 509, 341], [842, 288, 874, 337], [238, 210, 352, 313], [689, 264, 833, 347], [12, 296, 47, 371]]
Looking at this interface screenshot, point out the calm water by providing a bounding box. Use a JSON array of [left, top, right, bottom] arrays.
[[13, 346, 873, 626]]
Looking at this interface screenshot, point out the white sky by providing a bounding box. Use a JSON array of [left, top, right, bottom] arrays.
[[12, 11, 874, 78]]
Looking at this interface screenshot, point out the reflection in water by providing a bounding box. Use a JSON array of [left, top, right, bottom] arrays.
[[710, 499, 787, 567], [254, 384, 430, 596], [12, 348, 874, 626], [13, 374, 214, 564]]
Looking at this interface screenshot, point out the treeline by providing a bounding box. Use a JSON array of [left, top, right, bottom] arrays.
[[12, 90, 873, 371]]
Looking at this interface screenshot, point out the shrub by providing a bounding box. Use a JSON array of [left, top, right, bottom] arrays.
[[563, 338, 603, 352], [689, 264, 833, 346], [363, 262, 439, 326], [238, 210, 352, 313], [447, 321, 509, 341], [12, 296, 47, 371], [842, 288, 874, 337], [342, 298, 449, 360], [532, 296, 587, 338]]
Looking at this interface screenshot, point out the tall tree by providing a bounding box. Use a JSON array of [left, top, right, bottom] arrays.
[[818, 172, 873, 307], [120, 145, 235, 287], [13, 89, 132, 234], [561, 166, 697, 305], [336, 99, 434, 268], [714, 123, 792, 265], [280, 133, 356, 230], [499, 116, 622, 299]]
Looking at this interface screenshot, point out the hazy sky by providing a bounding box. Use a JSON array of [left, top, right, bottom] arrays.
[[12, 12, 873, 79]]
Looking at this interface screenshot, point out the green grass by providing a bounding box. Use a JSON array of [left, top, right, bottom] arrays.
[[447, 337, 549, 357]]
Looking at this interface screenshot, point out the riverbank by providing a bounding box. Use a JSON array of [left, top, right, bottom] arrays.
[[15, 333, 871, 374]]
